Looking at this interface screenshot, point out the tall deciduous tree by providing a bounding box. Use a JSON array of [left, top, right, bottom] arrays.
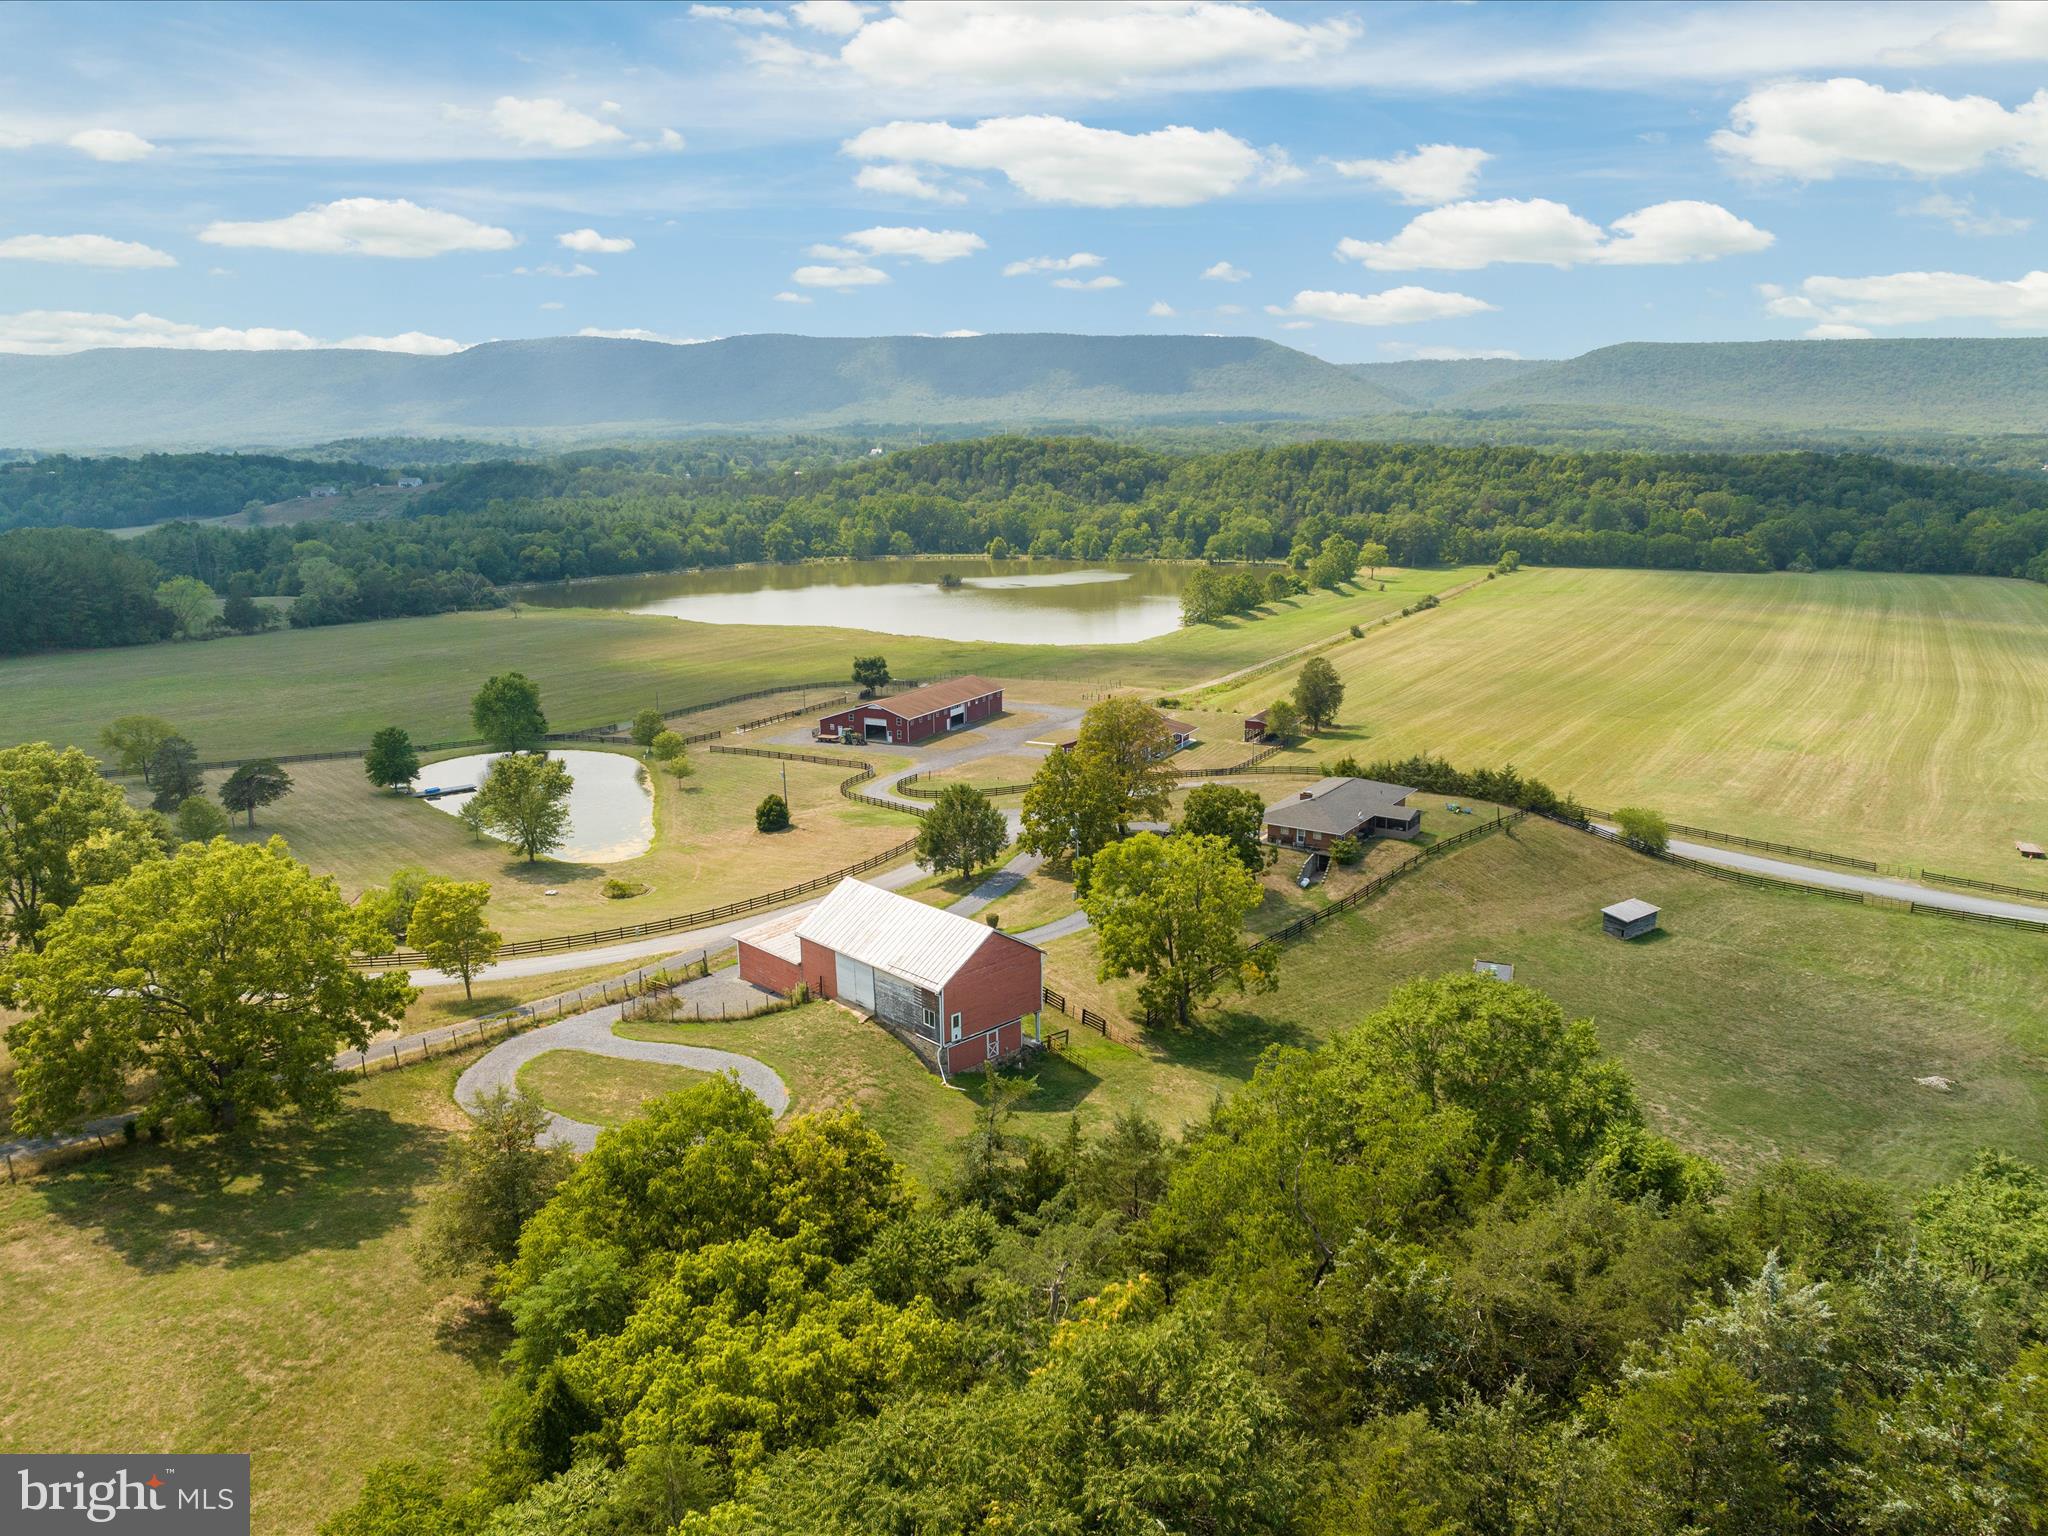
[[422, 1087, 571, 1276], [1018, 744, 1122, 870], [147, 735, 204, 812], [1075, 696, 1177, 834], [472, 672, 549, 752], [1261, 697, 1302, 743], [3, 836, 411, 1135], [473, 753, 573, 862], [219, 592, 271, 634], [99, 715, 178, 785], [629, 708, 666, 750], [220, 758, 293, 827], [154, 575, 217, 639], [0, 741, 161, 952], [1293, 656, 1346, 734], [1177, 784, 1268, 873], [173, 795, 230, 843], [409, 879, 502, 999], [1613, 806, 1670, 854], [364, 727, 421, 792], [915, 783, 1007, 882], [852, 656, 891, 698], [1078, 831, 1271, 1029], [1347, 973, 1641, 1181]]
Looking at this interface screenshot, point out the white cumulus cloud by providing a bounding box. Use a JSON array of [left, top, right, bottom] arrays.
[[1004, 252, 1105, 276], [1338, 197, 1771, 270], [1762, 270, 2048, 330], [854, 163, 965, 202], [1202, 260, 1249, 281], [841, 225, 985, 262], [1053, 274, 1123, 290], [690, 3, 787, 25], [1909, 192, 2031, 237], [774, 290, 814, 303], [1268, 287, 1495, 326], [68, 128, 155, 162], [513, 262, 597, 278], [1329, 143, 1489, 205], [0, 233, 176, 269], [792, 263, 890, 288], [1712, 78, 2048, 179], [1148, 301, 1177, 317], [844, 114, 1278, 207], [577, 326, 712, 344], [558, 228, 635, 253], [0, 309, 463, 355], [792, 0, 868, 35], [818, 2, 1357, 99], [452, 96, 628, 151], [200, 198, 518, 258]]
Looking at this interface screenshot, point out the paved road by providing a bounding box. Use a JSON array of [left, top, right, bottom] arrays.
[[1661, 835, 2048, 924], [454, 981, 790, 1153]]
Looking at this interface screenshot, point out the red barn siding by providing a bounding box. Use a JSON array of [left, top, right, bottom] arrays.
[[735, 940, 800, 995]]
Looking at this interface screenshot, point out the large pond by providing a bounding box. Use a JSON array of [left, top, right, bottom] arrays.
[[519, 559, 1189, 645], [411, 750, 654, 863]]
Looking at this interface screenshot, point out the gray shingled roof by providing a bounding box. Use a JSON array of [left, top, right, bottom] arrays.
[[1262, 776, 1416, 835]]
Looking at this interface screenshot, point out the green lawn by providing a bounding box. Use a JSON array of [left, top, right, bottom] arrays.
[[0, 565, 1479, 759], [1045, 817, 2048, 1189], [0, 1059, 501, 1536], [516, 1051, 711, 1128], [212, 745, 915, 940], [1210, 566, 2048, 884]]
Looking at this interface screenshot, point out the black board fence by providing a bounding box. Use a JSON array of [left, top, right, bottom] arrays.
[[1921, 869, 2048, 904]]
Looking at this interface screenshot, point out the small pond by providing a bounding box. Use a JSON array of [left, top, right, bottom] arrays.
[[411, 750, 654, 863], [519, 559, 1189, 645]]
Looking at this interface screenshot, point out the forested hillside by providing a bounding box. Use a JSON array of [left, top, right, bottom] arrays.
[[0, 333, 1408, 447], [9, 435, 2046, 654], [1466, 337, 2048, 431], [0, 452, 386, 531]]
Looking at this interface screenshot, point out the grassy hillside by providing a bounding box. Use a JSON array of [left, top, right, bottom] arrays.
[[0, 334, 1412, 449], [1210, 566, 2048, 883], [1466, 337, 2048, 432], [0, 565, 1475, 757]]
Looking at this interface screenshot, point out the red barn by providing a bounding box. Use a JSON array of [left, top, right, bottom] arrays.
[[817, 675, 1003, 745], [735, 878, 1044, 1079]]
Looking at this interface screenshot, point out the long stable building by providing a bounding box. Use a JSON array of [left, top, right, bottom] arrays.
[[736, 878, 1044, 1079], [817, 676, 1004, 745]]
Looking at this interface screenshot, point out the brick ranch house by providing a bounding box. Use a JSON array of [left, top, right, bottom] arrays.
[[1262, 776, 1422, 851], [817, 676, 1003, 746], [734, 877, 1044, 1080]]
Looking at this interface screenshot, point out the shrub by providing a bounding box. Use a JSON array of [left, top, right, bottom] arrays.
[[602, 878, 648, 900], [1613, 805, 1670, 854], [1349, 624, 1362, 638], [1330, 836, 1362, 865], [755, 793, 792, 833]]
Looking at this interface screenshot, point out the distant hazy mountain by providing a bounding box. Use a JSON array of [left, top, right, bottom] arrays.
[[1457, 339, 2048, 432], [1342, 357, 1560, 405], [10, 333, 2048, 451], [0, 334, 1412, 449]]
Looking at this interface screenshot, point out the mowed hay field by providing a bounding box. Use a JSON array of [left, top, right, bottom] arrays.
[[1041, 817, 2047, 1189], [212, 747, 914, 941], [0, 565, 1478, 759], [1213, 567, 2048, 883], [0, 1060, 500, 1536]]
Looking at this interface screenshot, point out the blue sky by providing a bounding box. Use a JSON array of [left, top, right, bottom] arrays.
[[3, 0, 2048, 363]]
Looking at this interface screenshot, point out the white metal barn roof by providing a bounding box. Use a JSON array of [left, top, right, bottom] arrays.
[[732, 906, 807, 963], [793, 877, 1003, 991], [1602, 898, 1660, 922]]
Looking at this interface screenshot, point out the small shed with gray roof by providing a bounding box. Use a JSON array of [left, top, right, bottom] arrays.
[[1262, 776, 1421, 851], [1601, 898, 1661, 940]]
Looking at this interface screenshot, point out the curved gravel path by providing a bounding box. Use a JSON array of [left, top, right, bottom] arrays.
[[455, 994, 790, 1153]]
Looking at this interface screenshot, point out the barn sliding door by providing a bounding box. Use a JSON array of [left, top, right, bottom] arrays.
[[834, 954, 876, 1011]]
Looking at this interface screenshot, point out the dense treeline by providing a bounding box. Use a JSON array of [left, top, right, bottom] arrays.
[[324, 975, 2048, 1535], [0, 452, 387, 532], [12, 435, 2048, 654], [0, 530, 174, 651]]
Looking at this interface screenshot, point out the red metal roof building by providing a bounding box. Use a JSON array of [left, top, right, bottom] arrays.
[[817, 675, 1004, 745], [736, 877, 1044, 1079]]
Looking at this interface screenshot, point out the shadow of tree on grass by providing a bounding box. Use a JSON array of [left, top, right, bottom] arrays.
[[34, 1105, 448, 1274]]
